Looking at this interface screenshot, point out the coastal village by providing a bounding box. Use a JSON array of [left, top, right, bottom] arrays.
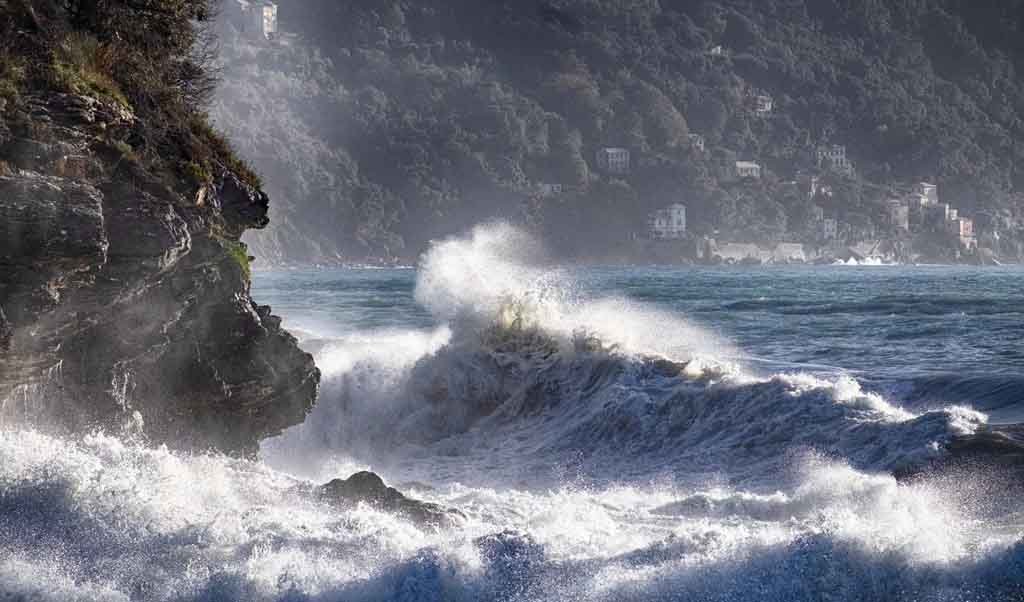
[[576, 120, 993, 265], [222, 9, 1019, 265], [579, 90, 1000, 265]]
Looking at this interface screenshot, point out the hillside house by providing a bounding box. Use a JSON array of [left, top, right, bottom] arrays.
[[231, 0, 278, 39], [914, 182, 939, 204], [735, 161, 762, 179], [709, 45, 726, 57], [948, 217, 976, 248], [688, 133, 706, 152], [817, 144, 854, 176], [810, 205, 825, 222], [906, 193, 932, 211], [596, 148, 631, 175], [649, 204, 687, 240], [754, 94, 774, 115]]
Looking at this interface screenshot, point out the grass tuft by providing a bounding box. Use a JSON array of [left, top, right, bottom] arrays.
[[49, 33, 129, 107], [0, 51, 26, 103], [217, 236, 252, 282]]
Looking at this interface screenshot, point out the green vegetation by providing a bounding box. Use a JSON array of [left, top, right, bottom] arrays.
[[49, 32, 128, 106], [216, 0, 1024, 262], [0, 51, 25, 102], [0, 0, 266, 205], [183, 160, 213, 186], [216, 236, 252, 282]]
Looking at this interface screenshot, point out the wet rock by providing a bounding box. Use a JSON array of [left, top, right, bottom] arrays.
[[318, 472, 462, 528], [0, 92, 318, 454]]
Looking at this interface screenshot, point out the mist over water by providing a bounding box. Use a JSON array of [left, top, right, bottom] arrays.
[[4, 225, 1024, 600]]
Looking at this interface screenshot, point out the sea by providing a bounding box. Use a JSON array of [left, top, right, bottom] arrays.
[[2, 223, 1024, 601]]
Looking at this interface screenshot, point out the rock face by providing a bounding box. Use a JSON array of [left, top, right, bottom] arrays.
[[318, 471, 462, 528], [0, 93, 319, 454]]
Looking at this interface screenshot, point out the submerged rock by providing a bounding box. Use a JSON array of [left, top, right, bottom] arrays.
[[318, 471, 462, 528]]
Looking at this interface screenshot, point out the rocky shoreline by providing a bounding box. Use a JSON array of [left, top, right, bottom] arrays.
[[0, 90, 319, 454]]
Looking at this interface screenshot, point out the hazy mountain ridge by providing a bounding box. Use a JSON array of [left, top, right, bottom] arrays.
[[215, 0, 1024, 264]]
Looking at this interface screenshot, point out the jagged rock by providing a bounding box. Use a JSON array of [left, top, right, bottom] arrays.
[[318, 471, 462, 528], [0, 172, 108, 318], [217, 171, 271, 235], [0, 91, 318, 454]]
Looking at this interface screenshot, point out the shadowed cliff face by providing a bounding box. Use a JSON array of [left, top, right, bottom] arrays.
[[0, 91, 319, 455]]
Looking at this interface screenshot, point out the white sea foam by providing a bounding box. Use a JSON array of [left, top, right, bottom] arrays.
[[263, 225, 987, 489], [1, 429, 1021, 601], [3, 225, 1020, 601]]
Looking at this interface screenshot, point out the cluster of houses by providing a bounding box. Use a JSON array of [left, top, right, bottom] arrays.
[[888, 182, 976, 248], [587, 137, 976, 255]]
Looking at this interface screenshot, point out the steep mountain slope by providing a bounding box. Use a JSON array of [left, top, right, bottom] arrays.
[[214, 0, 1024, 263]]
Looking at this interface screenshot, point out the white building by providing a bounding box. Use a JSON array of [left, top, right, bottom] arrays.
[[735, 161, 762, 179], [906, 192, 932, 210], [233, 0, 278, 39], [537, 183, 564, 197], [946, 216, 976, 249], [914, 182, 939, 204], [709, 45, 725, 57], [817, 144, 854, 176], [649, 204, 687, 240], [754, 94, 774, 115], [688, 133, 705, 152], [596, 147, 630, 175]]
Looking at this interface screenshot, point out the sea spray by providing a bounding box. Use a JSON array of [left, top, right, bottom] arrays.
[[3, 227, 1022, 601], [262, 225, 984, 487], [2, 429, 1022, 601]]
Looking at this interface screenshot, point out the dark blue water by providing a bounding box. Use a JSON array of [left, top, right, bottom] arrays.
[[254, 264, 1024, 423]]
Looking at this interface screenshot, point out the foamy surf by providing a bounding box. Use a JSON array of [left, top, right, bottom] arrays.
[[3, 224, 1023, 601], [1, 429, 1022, 601], [263, 225, 990, 487]]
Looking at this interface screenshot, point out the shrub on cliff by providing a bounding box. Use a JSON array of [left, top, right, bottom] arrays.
[[3, 0, 261, 198], [48, 31, 127, 106]]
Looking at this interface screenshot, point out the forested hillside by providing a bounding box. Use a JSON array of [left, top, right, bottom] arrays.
[[212, 0, 1024, 263]]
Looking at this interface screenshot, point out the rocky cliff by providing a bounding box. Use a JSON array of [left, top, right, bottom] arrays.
[[0, 2, 318, 454]]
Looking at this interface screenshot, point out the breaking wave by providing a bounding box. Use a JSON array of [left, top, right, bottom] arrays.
[[3, 224, 1023, 601], [265, 224, 998, 487]]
